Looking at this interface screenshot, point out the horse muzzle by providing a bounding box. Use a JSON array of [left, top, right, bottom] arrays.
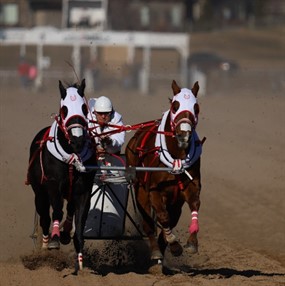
[[69, 126, 87, 153], [175, 121, 192, 149], [176, 133, 191, 149], [70, 126, 84, 137]]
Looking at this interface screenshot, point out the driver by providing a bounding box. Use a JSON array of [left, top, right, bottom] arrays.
[[88, 96, 125, 156]]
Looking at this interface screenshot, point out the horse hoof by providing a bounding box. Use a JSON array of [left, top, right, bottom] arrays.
[[162, 263, 181, 275], [60, 231, 71, 245], [185, 242, 198, 254], [48, 235, 60, 250], [169, 241, 183, 257], [42, 242, 49, 249], [151, 249, 163, 260]]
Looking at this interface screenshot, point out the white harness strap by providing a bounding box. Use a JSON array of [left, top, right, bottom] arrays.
[[155, 110, 202, 170]]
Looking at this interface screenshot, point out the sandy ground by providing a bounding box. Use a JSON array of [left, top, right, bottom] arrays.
[[0, 27, 284, 285]]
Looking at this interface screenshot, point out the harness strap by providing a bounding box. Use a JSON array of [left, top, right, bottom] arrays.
[[143, 152, 159, 183], [25, 128, 52, 185], [137, 125, 161, 183], [68, 165, 73, 201], [108, 152, 126, 166], [54, 115, 70, 143], [139, 124, 158, 156]]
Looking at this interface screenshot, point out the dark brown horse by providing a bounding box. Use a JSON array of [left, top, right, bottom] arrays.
[[26, 79, 96, 272], [125, 80, 204, 263]]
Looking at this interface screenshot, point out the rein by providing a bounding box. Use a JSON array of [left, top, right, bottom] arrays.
[[53, 114, 87, 143], [88, 119, 174, 141], [54, 114, 70, 143]]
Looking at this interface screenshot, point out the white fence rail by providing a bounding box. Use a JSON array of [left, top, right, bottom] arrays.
[[0, 28, 189, 94]]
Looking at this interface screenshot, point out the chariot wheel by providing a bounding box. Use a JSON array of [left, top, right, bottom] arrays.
[[122, 182, 144, 237]]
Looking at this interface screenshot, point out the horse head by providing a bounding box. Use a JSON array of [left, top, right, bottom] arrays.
[[169, 80, 199, 149], [58, 79, 89, 153]]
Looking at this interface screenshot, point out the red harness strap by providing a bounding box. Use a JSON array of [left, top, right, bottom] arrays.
[[137, 124, 159, 156], [25, 128, 53, 185], [134, 124, 160, 183]]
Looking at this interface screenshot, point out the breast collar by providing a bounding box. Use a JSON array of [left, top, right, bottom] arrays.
[[155, 110, 202, 169]]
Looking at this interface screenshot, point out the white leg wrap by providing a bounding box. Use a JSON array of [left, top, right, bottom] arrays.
[[42, 235, 49, 249], [163, 227, 176, 244], [78, 253, 83, 270], [191, 211, 198, 220]]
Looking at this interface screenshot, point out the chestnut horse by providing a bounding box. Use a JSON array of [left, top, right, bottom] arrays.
[[26, 79, 96, 272], [125, 80, 204, 263]]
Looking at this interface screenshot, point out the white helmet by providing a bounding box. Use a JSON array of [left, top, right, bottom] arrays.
[[94, 96, 113, 112]]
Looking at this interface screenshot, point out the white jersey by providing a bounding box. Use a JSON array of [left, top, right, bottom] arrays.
[[88, 99, 125, 154]]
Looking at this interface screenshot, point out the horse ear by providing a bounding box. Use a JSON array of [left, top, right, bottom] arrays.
[[78, 78, 86, 97], [59, 80, 66, 100], [172, 80, 181, 95], [191, 81, 199, 97]]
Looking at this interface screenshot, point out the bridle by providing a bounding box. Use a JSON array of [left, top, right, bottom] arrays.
[[170, 110, 195, 133], [54, 112, 87, 144], [57, 85, 89, 145], [167, 88, 199, 150]]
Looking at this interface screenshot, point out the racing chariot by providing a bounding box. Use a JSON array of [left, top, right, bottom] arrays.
[[27, 79, 205, 272]]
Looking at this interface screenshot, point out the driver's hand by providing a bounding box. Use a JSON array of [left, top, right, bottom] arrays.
[[96, 145, 105, 153], [101, 136, 112, 147]]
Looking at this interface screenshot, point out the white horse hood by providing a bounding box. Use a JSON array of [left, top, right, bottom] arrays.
[[60, 87, 88, 125], [170, 88, 198, 125]]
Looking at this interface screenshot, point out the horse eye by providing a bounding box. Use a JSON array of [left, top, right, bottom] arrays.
[[171, 101, 180, 114], [61, 106, 68, 119], [82, 103, 88, 117], [194, 103, 200, 116]]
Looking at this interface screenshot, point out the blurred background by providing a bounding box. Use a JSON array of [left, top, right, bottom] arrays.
[[0, 0, 284, 96]]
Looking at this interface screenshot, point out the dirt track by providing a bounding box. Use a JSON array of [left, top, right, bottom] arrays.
[[0, 27, 284, 285]]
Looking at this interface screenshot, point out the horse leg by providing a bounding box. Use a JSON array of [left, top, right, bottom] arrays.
[[72, 191, 91, 272], [136, 185, 163, 261], [48, 189, 64, 249], [183, 176, 201, 254], [150, 191, 183, 257], [157, 199, 184, 257], [60, 201, 74, 245], [34, 189, 51, 249]]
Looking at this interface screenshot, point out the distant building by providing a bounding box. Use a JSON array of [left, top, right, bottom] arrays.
[[0, 0, 284, 30], [0, 0, 62, 28]]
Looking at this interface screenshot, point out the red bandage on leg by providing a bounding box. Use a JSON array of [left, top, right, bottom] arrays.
[[51, 220, 60, 238], [189, 211, 199, 234]]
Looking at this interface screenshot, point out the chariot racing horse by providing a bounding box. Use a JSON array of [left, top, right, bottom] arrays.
[[126, 80, 205, 263], [26, 79, 96, 272]]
